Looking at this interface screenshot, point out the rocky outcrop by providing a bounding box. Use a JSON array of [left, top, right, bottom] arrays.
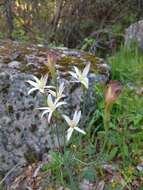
[[125, 20, 143, 49], [0, 41, 110, 174]]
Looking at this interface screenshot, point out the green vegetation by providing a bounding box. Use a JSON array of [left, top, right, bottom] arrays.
[[0, 1, 143, 189], [35, 45, 143, 189], [109, 45, 143, 84], [0, 38, 142, 190]]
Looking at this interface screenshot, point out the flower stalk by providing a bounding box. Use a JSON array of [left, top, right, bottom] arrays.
[[103, 80, 122, 150], [104, 102, 112, 134]]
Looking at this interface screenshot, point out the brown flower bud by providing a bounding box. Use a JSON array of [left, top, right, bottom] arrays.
[[105, 80, 122, 104], [47, 52, 58, 65], [46, 52, 58, 80]]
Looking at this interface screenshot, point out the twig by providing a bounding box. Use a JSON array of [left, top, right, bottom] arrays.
[[32, 163, 43, 178]]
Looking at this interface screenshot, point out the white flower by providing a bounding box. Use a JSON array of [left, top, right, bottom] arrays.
[[69, 63, 90, 89], [26, 75, 54, 94], [48, 82, 65, 101], [38, 94, 66, 123], [63, 110, 86, 141]]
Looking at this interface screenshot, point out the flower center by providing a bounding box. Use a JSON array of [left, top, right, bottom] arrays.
[[71, 121, 76, 128]]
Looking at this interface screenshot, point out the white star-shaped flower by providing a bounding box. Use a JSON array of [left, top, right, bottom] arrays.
[[26, 75, 54, 95], [69, 63, 90, 89], [38, 94, 66, 123], [63, 110, 86, 141], [48, 82, 65, 101]]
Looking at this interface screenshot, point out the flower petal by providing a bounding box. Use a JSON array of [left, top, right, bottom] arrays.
[[41, 75, 48, 86], [63, 115, 72, 126], [67, 128, 74, 141], [48, 111, 53, 123], [41, 110, 50, 118], [75, 127, 86, 135], [56, 101, 67, 108], [82, 63, 90, 77], [58, 83, 65, 98], [28, 87, 38, 95], [81, 77, 89, 89], [26, 80, 38, 88], [74, 66, 81, 76], [47, 94, 55, 110], [37, 107, 50, 110], [32, 76, 40, 84], [48, 89, 56, 97], [45, 85, 56, 89], [73, 110, 78, 121], [74, 110, 81, 125]]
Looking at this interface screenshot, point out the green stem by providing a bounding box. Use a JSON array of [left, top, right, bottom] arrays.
[[50, 120, 56, 148], [52, 75, 61, 149], [104, 103, 112, 134], [55, 123, 61, 148], [82, 88, 87, 122], [80, 88, 87, 134], [99, 103, 112, 156], [62, 121, 66, 153]]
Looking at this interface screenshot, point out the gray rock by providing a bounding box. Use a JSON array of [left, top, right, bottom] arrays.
[[0, 42, 110, 174], [125, 20, 143, 49]]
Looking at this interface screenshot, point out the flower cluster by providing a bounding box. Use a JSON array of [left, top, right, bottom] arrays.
[[26, 63, 90, 141]]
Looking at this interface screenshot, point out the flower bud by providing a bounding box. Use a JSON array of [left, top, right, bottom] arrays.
[[105, 80, 122, 104], [46, 52, 58, 80]]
